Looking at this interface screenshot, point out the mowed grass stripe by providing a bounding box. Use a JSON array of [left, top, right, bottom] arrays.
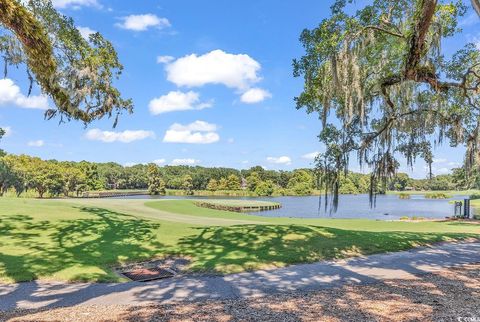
[[65, 199, 267, 226]]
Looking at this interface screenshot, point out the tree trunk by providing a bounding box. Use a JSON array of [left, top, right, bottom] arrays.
[[473, 0, 480, 16], [405, 0, 438, 78]]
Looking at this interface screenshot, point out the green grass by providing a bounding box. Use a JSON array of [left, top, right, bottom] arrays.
[[0, 198, 479, 283], [387, 190, 480, 196]]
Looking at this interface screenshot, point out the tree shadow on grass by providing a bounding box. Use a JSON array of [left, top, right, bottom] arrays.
[[0, 219, 479, 314], [0, 207, 165, 283], [174, 224, 478, 273]]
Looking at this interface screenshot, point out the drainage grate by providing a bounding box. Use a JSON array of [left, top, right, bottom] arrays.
[[121, 267, 175, 282]]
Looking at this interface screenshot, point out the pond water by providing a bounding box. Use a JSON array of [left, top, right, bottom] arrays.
[[116, 194, 473, 220]]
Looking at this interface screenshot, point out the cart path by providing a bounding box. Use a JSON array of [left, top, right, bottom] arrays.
[[1, 241, 479, 311]]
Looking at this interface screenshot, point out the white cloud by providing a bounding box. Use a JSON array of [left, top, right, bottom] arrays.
[[1, 126, 12, 137], [85, 128, 155, 143], [28, 140, 44, 147], [124, 162, 148, 167], [227, 138, 235, 144], [432, 158, 447, 163], [116, 14, 170, 31], [448, 161, 461, 167], [153, 159, 166, 165], [267, 156, 292, 165], [163, 121, 219, 144], [302, 151, 320, 160], [149, 91, 212, 115], [171, 158, 199, 166], [52, 0, 101, 9], [165, 49, 262, 91], [77, 26, 96, 40], [169, 120, 218, 132], [0, 79, 49, 110], [240, 88, 271, 104], [157, 55, 175, 64], [435, 167, 450, 175]]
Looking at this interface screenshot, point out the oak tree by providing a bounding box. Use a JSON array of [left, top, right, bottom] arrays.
[[294, 0, 480, 209]]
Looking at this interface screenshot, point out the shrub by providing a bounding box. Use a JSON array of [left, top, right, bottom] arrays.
[[398, 193, 411, 199], [411, 216, 425, 220], [425, 192, 451, 199], [469, 193, 480, 200]]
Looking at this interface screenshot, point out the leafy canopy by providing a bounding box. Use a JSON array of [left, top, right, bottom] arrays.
[[294, 0, 480, 209], [0, 0, 132, 125]]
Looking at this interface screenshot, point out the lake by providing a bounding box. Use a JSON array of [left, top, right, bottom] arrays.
[[116, 194, 472, 220]]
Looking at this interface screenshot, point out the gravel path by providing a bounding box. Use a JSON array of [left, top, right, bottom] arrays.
[[2, 263, 480, 321], [0, 241, 479, 313]]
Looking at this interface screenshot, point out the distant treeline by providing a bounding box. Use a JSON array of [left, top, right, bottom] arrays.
[[0, 152, 323, 198], [0, 151, 471, 198]]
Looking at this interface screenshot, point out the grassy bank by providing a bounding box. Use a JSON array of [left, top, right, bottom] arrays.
[[387, 190, 480, 196], [0, 198, 479, 283]]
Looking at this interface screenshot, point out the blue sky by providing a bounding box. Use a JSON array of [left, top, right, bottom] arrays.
[[0, 0, 479, 178]]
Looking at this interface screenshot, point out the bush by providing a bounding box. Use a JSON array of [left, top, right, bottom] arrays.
[[469, 193, 480, 200], [425, 192, 451, 199], [399, 216, 409, 220], [411, 216, 425, 220], [398, 193, 411, 199], [254, 180, 275, 196]]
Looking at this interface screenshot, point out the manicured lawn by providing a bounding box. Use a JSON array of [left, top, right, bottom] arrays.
[[0, 198, 479, 283]]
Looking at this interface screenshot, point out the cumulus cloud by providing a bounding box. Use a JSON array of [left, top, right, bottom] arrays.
[[302, 151, 320, 160], [171, 158, 199, 166], [85, 129, 155, 143], [153, 159, 166, 165], [157, 55, 175, 64], [124, 162, 149, 167], [448, 161, 461, 167], [0, 79, 49, 110], [163, 120, 219, 144], [77, 26, 96, 40], [52, 0, 101, 9], [149, 91, 212, 115], [267, 156, 292, 165], [116, 14, 170, 31], [28, 140, 45, 147], [432, 158, 448, 163], [240, 88, 271, 104], [165, 49, 261, 90]]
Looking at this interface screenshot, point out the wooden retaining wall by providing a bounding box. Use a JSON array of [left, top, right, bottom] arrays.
[[193, 201, 281, 213], [81, 191, 149, 198]]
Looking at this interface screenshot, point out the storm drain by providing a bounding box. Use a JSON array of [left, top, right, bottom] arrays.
[[121, 267, 175, 282]]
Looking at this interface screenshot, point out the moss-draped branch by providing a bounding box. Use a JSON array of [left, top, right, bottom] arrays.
[[0, 0, 132, 125]]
